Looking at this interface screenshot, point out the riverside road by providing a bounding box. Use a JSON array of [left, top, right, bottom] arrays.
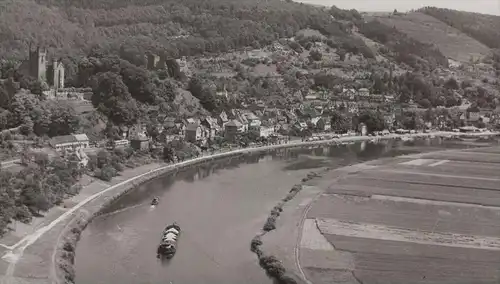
[[73, 138, 486, 284], [0, 136, 497, 284]]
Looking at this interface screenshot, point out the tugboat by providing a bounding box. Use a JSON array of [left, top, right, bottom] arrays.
[[157, 222, 181, 259], [151, 197, 160, 206]]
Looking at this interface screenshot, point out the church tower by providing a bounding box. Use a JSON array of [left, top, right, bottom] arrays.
[[28, 45, 47, 82]]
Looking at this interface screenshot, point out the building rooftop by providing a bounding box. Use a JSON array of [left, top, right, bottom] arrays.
[[186, 123, 200, 131], [73, 134, 89, 142], [50, 135, 77, 146], [226, 120, 243, 127]]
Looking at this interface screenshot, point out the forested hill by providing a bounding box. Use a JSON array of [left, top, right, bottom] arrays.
[[419, 7, 500, 50], [0, 0, 498, 74], [0, 0, 352, 60]]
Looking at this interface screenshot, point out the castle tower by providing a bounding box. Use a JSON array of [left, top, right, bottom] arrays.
[[52, 60, 65, 90], [28, 46, 47, 83], [146, 53, 160, 70]]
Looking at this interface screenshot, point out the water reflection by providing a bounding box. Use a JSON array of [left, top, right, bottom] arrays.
[[102, 137, 479, 216], [77, 137, 492, 284]]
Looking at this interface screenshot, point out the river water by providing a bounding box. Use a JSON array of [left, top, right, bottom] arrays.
[[74, 138, 485, 284]]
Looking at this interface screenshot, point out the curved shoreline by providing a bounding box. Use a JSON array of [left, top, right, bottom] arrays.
[[41, 131, 497, 283], [250, 144, 498, 284]]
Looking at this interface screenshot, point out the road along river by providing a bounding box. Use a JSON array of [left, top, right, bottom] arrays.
[[74, 137, 486, 284]]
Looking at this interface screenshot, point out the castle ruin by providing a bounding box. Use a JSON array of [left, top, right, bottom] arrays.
[[24, 46, 65, 90]]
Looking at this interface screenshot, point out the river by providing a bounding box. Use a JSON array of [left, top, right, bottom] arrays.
[[74, 138, 484, 284]]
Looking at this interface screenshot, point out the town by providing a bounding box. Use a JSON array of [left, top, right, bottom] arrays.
[[1, 2, 500, 284], [5, 40, 498, 171]]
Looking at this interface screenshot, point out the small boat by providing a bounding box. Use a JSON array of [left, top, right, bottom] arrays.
[[157, 222, 181, 259], [151, 197, 160, 206]]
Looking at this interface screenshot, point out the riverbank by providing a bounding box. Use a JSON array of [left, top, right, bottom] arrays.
[[254, 161, 386, 284], [0, 131, 497, 284], [289, 145, 500, 284]]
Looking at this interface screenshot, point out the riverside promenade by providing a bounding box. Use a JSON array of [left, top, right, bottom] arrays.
[[283, 146, 500, 284], [0, 131, 497, 284]]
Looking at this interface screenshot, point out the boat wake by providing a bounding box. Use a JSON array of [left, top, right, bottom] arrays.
[[98, 203, 147, 218], [159, 255, 172, 266]]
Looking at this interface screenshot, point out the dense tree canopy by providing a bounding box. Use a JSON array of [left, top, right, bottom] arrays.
[[330, 111, 351, 133], [0, 154, 83, 235], [0, 0, 353, 60], [90, 72, 140, 126], [358, 111, 386, 133]]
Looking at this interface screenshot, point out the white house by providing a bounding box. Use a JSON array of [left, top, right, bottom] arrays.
[[258, 126, 275, 137], [50, 134, 90, 152], [358, 88, 370, 96], [341, 88, 356, 100], [73, 134, 90, 148]]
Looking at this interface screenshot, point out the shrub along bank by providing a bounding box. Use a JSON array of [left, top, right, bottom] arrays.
[[53, 152, 241, 284], [52, 135, 444, 284], [54, 141, 313, 284], [251, 170, 325, 284]]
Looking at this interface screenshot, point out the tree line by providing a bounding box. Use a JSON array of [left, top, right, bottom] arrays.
[[0, 150, 83, 236]]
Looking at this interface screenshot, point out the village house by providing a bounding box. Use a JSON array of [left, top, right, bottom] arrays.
[[254, 110, 264, 118], [358, 88, 370, 96], [185, 123, 205, 143], [130, 133, 150, 151], [254, 100, 266, 109], [305, 93, 319, 101], [163, 117, 177, 130], [243, 112, 260, 123], [227, 109, 238, 119], [127, 124, 147, 139], [384, 95, 395, 102], [276, 124, 290, 135], [293, 121, 308, 132], [308, 117, 321, 129], [316, 117, 331, 131], [340, 88, 356, 100], [201, 116, 220, 139], [257, 126, 275, 137], [224, 120, 243, 141], [50, 134, 90, 152], [113, 139, 130, 148], [460, 110, 484, 125], [245, 112, 262, 131], [181, 118, 200, 136], [217, 111, 229, 128], [74, 148, 89, 167], [235, 112, 249, 132]]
